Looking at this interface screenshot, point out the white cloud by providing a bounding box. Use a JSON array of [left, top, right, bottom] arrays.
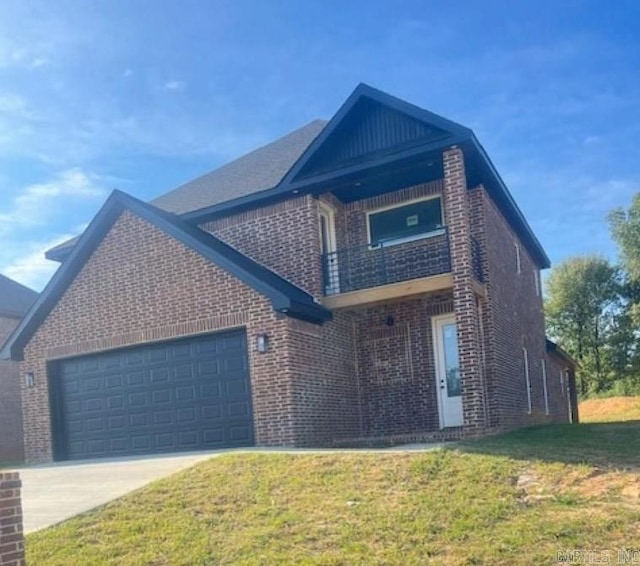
[[0, 168, 106, 234], [164, 80, 185, 91], [0, 93, 31, 115], [1, 233, 73, 291]]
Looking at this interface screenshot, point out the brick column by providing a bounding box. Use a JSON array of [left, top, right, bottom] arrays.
[[443, 147, 486, 435], [0, 472, 25, 566]]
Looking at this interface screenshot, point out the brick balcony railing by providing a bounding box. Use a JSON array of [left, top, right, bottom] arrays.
[[322, 228, 453, 296]]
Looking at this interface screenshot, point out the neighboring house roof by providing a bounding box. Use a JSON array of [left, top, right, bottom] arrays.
[[1, 190, 332, 361], [45, 83, 550, 268], [0, 274, 38, 318], [546, 339, 578, 368]]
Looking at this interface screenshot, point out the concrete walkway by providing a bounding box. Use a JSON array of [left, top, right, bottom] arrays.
[[17, 444, 445, 533], [18, 451, 222, 533]]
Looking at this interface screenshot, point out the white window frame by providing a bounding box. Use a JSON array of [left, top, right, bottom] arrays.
[[523, 347, 531, 414], [319, 201, 340, 295], [560, 369, 565, 396], [515, 242, 522, 274], [541, 358, 549, 415], [366, 195, 445, 249], [534, 269, 540, 296]]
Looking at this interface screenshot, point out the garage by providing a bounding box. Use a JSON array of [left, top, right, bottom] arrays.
[[49, 330, 254, 460]]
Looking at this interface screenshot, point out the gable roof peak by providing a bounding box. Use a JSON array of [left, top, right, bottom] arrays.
[[281, 83, 473, 185]]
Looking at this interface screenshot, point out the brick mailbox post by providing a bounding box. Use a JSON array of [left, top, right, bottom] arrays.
[[0, 472, 25, 566]]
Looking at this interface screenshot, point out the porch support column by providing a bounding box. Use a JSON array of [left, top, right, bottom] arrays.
[[442, 147, 486, 435]]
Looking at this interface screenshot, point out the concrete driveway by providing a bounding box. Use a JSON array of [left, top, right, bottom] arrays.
[[18, 451, 222, 533]]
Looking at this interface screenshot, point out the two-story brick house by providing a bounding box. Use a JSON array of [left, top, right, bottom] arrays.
[[2, 84, 577, 463]]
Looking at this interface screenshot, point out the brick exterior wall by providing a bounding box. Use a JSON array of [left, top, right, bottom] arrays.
[[284, 314, 361, 445], [20, 210, 361, 462], [202, 196, 323, 297], [20, 147, 568, 459], [443, 148, 488, 435], [471, 183, 570, 428], [0, 317, 24, 463], [354, 293, 454, 438], [0, 472, 25, 566]]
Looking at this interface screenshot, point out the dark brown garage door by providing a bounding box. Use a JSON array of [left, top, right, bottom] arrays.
[[49, 330, 254, 460]]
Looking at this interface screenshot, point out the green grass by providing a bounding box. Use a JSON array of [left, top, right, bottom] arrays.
[[27, 423, 640, 566], [458, 421, 640, 469]]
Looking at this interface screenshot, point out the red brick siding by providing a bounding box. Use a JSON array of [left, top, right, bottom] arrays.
[[0, 472, 25, 566], [354, 293, 454, 437], [0, 317, 24, 463], [284, 314, 361, 445], [478, 184, 568, 427], [443, 148, 488, 435], [21, 210, 307, 462], [202, 196, 323, 297]]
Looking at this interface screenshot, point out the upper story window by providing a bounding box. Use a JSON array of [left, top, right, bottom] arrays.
[[367, 196, 443, 247], [515, 242, 522, 274]]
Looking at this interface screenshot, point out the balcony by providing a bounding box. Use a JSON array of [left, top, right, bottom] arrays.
[[320, 228, 484, 309]]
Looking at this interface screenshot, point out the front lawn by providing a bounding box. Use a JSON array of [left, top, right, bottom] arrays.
[[27, 422, 640, 565]]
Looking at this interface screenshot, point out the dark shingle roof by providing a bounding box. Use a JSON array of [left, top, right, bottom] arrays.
[[0, 274, 38, 317], [151, 120, 327, 215]]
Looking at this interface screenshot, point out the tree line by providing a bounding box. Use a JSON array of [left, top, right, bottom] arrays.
[[545, 194, 640, 397]]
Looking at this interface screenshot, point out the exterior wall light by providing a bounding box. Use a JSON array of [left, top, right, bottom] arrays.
[[25, 372, 35, 388], [256, 334, 269, 353]]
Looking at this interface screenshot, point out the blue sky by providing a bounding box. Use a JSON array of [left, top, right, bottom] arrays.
[[0, 0, 638, 291]]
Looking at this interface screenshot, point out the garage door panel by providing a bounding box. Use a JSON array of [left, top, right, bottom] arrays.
[[125, 351, 145, 366], [51, 330, 253, 460], [85, 398, 105, 412], [200, 382, 221, 398], [105, 374, 123, 388], [109, 415, 127, 430], [228, 400, 252, 417], [226, 380, 250, 396], [85, 377, 102, 392], [173, 343, 193, 358], [152, 388, 173, 404], [198, 360, 220, 376], [107, 395, 125, 410], [127, 371, 145, 387], [177, 407, 197, 423], [129, 413, 150, 427], [229, 425, 252, 442], [150, 367, 171, 383], [79, 359, 99, 373]]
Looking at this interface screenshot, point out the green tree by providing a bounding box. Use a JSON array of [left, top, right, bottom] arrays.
[[545, 256, 621, 395], [609, 193, 640, 324]]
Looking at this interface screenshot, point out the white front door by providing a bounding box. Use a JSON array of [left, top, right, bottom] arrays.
[[432, 314, 464, 428], [319, 203, 340, 294]]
